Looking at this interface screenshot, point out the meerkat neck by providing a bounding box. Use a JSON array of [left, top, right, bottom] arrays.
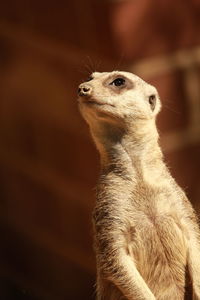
[[122, 119, 162, 165], [91, 118, 163, 181]]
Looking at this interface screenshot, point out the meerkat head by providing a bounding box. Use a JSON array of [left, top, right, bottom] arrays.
[[78, 71, 161, 130]]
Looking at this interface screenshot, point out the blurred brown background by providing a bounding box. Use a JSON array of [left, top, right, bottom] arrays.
[[0, 1, 200, 299]]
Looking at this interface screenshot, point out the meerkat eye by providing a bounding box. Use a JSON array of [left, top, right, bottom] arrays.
[[149, 95, 156, 111], [85, 76, 93, 82], [110, 78, 125, 87]]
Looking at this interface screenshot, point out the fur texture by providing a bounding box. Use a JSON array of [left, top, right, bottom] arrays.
[[78, 71, 200, 300]]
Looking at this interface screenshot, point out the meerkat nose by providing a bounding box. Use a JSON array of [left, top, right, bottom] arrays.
[[78, 84, 92, 97]]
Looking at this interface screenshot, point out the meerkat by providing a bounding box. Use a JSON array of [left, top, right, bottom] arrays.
[[78, 71, 200, 300]]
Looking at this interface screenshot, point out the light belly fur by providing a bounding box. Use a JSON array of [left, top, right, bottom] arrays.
[[129, 215, 188, 299]]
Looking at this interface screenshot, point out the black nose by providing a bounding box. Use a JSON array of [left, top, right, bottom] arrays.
[[78, 84, 92, 96]]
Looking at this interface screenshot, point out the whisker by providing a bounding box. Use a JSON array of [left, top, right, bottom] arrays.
[[163, 101, 181, 115], [86, 56, 96, 73], [113, 52, 125, 71]]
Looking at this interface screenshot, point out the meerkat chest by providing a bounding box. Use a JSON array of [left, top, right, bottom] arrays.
[[130, 182, 186, 230]]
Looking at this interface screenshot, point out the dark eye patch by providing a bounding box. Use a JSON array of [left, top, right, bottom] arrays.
[[103, 74, 133, 93], [149, 95, 156, 111], [110, 78, 126, 87]]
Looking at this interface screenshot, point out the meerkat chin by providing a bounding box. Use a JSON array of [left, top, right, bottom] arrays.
[[78, 71, 200, 300]]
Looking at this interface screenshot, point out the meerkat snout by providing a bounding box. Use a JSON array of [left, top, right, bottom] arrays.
[[78, 84, 92, 97]]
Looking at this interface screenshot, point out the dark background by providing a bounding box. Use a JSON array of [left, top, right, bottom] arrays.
[[0, 1, 200, 299]]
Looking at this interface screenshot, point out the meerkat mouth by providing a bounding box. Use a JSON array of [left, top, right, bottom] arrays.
[[79, 97, 115, 107], [81, 98, 104, 105]]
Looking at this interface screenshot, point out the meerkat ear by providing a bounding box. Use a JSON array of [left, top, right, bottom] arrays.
[[148, 95, 156, 111]]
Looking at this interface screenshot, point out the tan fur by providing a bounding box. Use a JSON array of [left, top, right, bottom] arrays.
[[78, 71, 200, 300]]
